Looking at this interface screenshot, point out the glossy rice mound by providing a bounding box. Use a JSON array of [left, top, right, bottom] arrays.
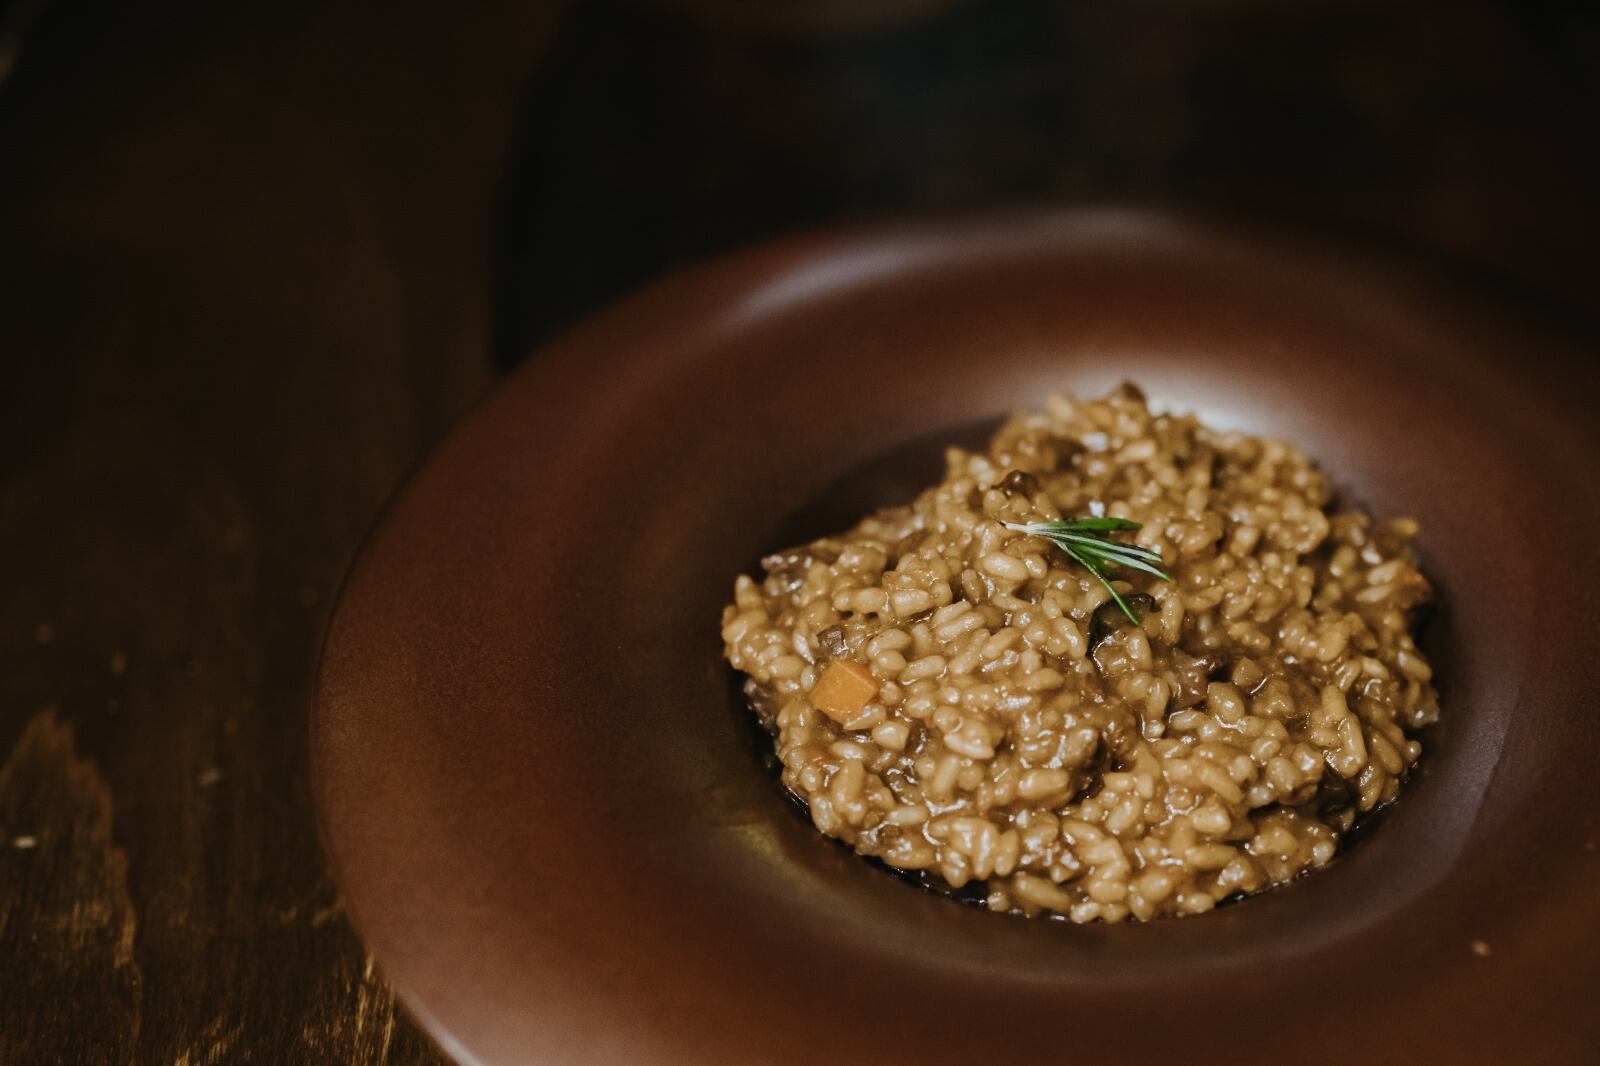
[[721, 386, 1438, 922]]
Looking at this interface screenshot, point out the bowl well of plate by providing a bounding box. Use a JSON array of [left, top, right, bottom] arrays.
[[313, 211, 1600, 1065]]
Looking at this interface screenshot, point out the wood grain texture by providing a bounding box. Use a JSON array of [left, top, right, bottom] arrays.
[[0, 712, 140, 1062], [0, 1, 566, 1060], [9, 0, 1595, 1059]]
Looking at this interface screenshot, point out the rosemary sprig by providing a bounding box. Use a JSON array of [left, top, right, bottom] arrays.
[[1003, 517, 1172, 624]]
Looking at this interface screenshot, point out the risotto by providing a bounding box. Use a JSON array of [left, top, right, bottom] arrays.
[[721, 385, 1438, 922]]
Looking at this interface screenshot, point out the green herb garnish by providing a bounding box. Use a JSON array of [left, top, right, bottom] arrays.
[[1003, 517, 1172, 625]]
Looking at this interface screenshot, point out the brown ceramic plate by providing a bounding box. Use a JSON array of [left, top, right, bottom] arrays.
[[314, 211, 1600, 1065]]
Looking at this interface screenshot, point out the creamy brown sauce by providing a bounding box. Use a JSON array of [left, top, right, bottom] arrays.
[[722, 387, 1437, 921]]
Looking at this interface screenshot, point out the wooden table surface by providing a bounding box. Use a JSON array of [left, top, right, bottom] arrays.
[[0, 2, 566, 1060], [2, 1, 1596, 1062]]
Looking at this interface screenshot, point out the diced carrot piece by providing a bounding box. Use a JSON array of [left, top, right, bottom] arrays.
[[811, 660, 880, 722]]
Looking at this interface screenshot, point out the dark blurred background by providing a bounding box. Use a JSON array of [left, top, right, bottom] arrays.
[[497, 0, 1600, 360], [0, 1, 1596, 1061]]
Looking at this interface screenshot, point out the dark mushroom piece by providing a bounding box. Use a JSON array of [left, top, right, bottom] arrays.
[[1170, 650, 1230, 709], [1087, 593, 1159, 651], [998, 469, 1041, 497], [816, 624, 851, 660]]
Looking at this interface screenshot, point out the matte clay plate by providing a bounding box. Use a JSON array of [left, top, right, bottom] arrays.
[[314, 212, 1600, 1065]]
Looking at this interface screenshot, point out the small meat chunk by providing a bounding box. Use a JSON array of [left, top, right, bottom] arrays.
[[811, 660, 880, 722]]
